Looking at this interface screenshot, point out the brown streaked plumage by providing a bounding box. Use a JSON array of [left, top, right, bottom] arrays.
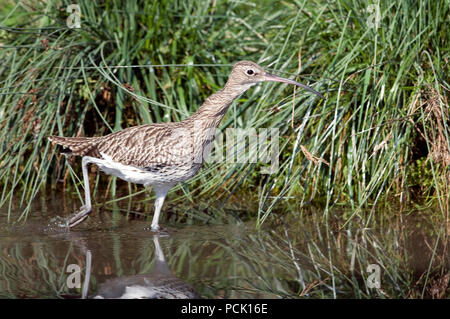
[[49, 60, 324, 230]]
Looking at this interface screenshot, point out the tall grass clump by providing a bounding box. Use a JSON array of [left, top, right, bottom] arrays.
[[0, 0, 448, 224]]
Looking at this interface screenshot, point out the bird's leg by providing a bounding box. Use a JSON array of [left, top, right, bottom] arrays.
[[68, 156, 94, 228], [150, 187, 170, 231]]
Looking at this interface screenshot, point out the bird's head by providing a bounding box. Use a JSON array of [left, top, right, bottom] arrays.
[[225, 60, 324, 99]]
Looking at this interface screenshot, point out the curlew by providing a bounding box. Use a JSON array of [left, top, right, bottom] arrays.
[[49, 61, 324, 230]]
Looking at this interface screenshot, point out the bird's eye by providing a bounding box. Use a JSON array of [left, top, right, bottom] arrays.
[[246, 69, 254, 75]]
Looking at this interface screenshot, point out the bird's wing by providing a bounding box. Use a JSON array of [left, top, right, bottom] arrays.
[[97, 124, 195, 169]]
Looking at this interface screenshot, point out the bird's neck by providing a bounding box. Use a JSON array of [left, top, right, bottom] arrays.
[[185, 83, 250, 129], [182, 83, 252, 164]]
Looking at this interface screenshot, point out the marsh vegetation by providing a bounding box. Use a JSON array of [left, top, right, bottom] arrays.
[[0, 0, 448, 298]]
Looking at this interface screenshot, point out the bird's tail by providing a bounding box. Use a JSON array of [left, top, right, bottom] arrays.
[[48, 135, 100, 157]]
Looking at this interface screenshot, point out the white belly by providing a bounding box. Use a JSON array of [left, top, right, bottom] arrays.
[[93, 152, 199, 187]]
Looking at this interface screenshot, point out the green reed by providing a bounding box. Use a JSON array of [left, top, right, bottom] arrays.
[[0, 0, 448, 224]]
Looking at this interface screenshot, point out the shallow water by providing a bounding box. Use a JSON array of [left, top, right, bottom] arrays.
[[0, 195, 448, 298]]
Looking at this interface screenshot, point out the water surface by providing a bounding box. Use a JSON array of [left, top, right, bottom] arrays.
[[0, 195, 448, 298]]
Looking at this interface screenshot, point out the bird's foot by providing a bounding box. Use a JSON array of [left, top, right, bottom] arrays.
[[144, 224, 169, 235], [67, 205, 92, 228], [145, 224, 161, 232]]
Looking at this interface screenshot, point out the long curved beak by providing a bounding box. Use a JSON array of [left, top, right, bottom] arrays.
[[265, 73, 325, 100]]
